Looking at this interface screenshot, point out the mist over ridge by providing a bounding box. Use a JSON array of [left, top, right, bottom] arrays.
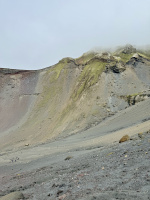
[[0, 0, 150, 69]]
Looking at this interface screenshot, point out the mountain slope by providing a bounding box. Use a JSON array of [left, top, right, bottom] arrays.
[[0, 45, 150, 150]]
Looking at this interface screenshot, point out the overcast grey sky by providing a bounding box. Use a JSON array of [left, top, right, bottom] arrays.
[[0, 0, 150, 69]]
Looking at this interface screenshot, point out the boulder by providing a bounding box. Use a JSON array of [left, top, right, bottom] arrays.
[[0, 192, 24, 200], [119, 135, 130, 143], [65, 156, 72, 160]]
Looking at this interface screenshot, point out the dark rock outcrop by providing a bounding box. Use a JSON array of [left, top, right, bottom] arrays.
[[121, 44, 136, 54], [105, 61, 125, 73]]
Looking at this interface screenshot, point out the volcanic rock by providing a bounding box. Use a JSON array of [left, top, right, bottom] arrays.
[[119, 135, 130, 143], [0, 192, 24, 200]]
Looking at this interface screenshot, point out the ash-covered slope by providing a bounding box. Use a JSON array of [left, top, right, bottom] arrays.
[[0, 45, 150, 150], [0, 69, 39, 133]]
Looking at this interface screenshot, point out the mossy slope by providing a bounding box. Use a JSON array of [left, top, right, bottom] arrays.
[[72, 59, 106, 100], [1, 44, 150, 150]]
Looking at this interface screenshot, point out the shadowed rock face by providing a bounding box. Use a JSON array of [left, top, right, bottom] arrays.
[[0, 45, 150, 150], [105, 62, 125, 73]]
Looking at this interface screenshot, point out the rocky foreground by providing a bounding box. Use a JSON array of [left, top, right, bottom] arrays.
[[1, 131, 150, 200]]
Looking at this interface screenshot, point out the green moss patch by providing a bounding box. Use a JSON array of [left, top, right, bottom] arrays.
[[138, 52, 150, 60], [72, 60, 106, 100], [49, 61, 67, 83], [120, 92, 142, 105], [35, 61, 67, 110], [75, 52, 97, 65], [114, 53, 134, 63]]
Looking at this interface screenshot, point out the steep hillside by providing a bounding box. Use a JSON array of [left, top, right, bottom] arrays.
[[0, 45, 150, 150]]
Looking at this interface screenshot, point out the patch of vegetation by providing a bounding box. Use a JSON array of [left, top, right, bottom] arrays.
[[114, 53, 134, 63], [120, 93, 142, 105], [72, 60, 106, 100], [49, 60, 67, 83], [136, 48, 150, 60], [113, 56, 121, 62], [126, 93, 141, 98], [138, 52, 150, 60], [75, 52, 97, 65], [127, 94, 136, 105], [36, 59, 70, 110]]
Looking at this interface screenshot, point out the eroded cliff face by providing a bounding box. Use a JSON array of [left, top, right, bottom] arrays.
[[0, 69, 39, 133], [0, 45, 150, 150]]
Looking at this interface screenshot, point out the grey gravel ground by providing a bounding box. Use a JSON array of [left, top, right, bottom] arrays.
[[1, 131, 150, 200]]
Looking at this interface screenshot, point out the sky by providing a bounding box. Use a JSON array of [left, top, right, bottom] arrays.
[[0, 0, 150, 70]]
